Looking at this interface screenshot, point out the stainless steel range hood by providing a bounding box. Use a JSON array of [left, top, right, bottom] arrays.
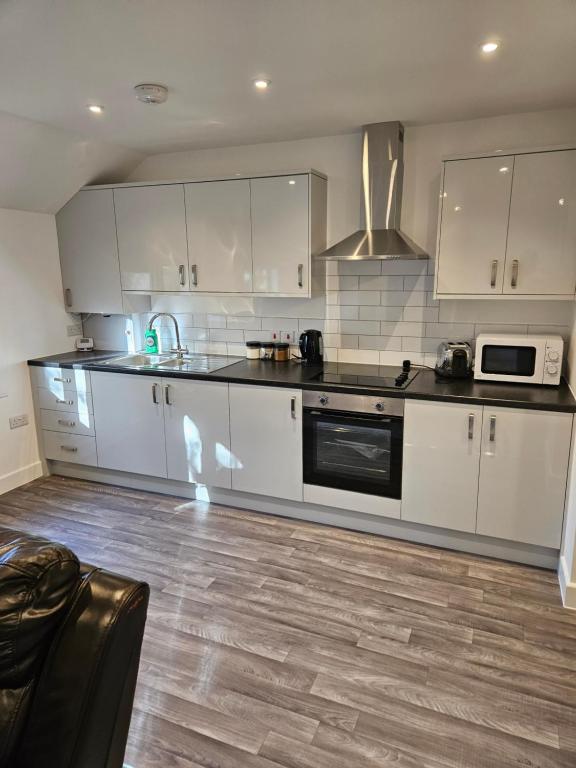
[[319, 121, 428, 260]]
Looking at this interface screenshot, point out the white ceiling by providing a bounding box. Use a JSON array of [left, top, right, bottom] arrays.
[[1, 0, 575, 153]]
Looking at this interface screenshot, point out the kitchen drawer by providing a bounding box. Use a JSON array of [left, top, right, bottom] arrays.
[[42, 431, 97, 465], [31, 366, 91, 393], [39, 408, 95, 436], [36, 387, 93, 414]]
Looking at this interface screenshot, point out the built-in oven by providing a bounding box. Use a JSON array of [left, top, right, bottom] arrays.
[[303, 391, 404, 499]]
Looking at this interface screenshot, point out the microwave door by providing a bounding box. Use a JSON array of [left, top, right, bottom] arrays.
[[478, 340, 545, 383]]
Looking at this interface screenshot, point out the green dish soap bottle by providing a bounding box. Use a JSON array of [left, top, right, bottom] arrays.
[[144, 328, 159, 353]]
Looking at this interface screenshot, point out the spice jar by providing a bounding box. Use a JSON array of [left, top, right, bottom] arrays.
[[245, 341, 261, 360], [261, 342, 275, 360], [273, 342, 290, 362]]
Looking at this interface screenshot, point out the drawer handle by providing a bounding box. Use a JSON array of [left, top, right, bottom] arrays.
[[178, 264, 187, 286], [191, 264, 198, 286], [64, 288, 73, 307], [468, 413, 475, 440], [58, 419, 76, 427], [56, 399, 75, 405], [489, 415, 496, 442], [60, 445, 78, 453], [53, 377, 72, 383], [490, 259, 498, 288], [164, 384, 172, 406], [291, 396, 297, 419], [511, 259, 519, 288], [298, 263, 304, 288], [152, 383, 159, 405]]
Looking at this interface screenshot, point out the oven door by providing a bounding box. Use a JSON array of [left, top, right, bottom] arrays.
[[303, 408, 403, 499]]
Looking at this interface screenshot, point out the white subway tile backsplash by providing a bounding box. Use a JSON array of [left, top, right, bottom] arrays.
[[358, 276, 404, 291], [359, 306, 404, 321], [102, 261, 561, 366]]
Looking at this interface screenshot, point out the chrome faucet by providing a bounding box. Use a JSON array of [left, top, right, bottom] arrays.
[[147, 313, 189, 359]]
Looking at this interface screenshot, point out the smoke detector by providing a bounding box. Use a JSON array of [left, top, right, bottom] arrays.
[[134, 84, 168, 104]]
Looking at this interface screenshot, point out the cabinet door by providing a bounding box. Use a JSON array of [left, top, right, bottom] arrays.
[[163, 379, 231, 488], [504, 150, 576, 295], [114, 185, 189, 291], [56, 190, 123, 313], [185, 180, 252, 293], [92, 372, 167, 477], [229, 385, 303, 500], [477, 407, 572, 547], [251, 175, 309, 295], [402, 401, 482, 532], [436, 157, 513, 295]]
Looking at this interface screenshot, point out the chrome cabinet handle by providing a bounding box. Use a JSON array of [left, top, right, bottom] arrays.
[[53, 377, 72, 383], [297, 264, 304, 288], [490, 260, 498, 288], [60, 445, 78, 453], [511, 259, 519, 288], [468, 413, 475, 441], [56, 398, 74, 405], [64, 288, 73, 307], [164, 384, 171, 406], [291, 396, 297, 419], [191, 264, 198, 286], [489, 415, 496, 442], [152, 383, 159, 404], [58, 419, 76, 427], [178, 264, 186, 286]]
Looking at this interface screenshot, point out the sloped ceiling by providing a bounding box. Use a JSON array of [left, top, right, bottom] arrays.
[[0, 109, 143, 214]]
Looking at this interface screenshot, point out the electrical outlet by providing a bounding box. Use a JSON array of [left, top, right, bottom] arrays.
[[67, 322, 82, 337], [281, 331, 299, 344], [9, 414, 29, 430]]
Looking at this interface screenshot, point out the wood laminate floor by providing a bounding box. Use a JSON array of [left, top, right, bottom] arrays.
[[1, 476, 576, 767]]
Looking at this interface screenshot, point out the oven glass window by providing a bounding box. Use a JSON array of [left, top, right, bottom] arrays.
[[303, 410, 403, 498], [481, 345, 537, 377]]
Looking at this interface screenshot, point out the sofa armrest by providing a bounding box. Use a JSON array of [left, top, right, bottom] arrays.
[[16, 566, 149, 768]]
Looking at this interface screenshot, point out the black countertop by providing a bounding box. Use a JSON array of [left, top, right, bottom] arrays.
[[28, 351, 576, 413]]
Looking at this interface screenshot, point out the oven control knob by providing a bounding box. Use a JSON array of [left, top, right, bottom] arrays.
[[547, 351, 559, 362], [319, 395, 329, 406], [546, 364, 558, 375], [375, 401, 385, 412]]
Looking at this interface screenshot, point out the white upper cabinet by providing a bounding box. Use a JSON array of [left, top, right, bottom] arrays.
[[251, 174, 310, 295], [436, 147, 576, 299], [504, 150, 576, 295], [185, 180, 252, 293], [56, 189, 123, 314], [163, 379, 232, 488], [229, 384, 303, 501], [401, 400, 483, 533], [476, 407, 572, 548], [436, 156, 513, 295], [114, 184, 189, 292]]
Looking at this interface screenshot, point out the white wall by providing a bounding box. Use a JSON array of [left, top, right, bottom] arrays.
[[0, 109, 143, 214], [0, 209, 77, 494]]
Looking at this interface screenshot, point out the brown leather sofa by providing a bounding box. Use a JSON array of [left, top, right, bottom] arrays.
[[0, 529, 149, 768]]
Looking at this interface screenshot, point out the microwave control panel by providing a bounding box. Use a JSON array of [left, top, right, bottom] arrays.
[[543, 338, 564, 384]]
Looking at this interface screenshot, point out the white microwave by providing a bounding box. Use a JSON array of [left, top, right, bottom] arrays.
[[474, 334, 563, 386]]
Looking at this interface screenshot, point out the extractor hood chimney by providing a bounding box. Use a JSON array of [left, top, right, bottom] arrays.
[[319, 121, 428, 260]]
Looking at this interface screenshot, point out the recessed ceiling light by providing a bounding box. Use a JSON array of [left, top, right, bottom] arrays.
[[253, 78, 271, 90], [499, 166, 510, 173], [481, 41, 499, 53], [87, 104, 104, 114], [288, 180, 296, 185]]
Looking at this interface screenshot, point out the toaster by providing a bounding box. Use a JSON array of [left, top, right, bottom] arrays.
[[435, 341, 473, 379]]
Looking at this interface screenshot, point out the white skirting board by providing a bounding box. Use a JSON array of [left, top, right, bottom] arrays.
[[48, 460, 559, 569], [0, 461, 43, 496], [559, 555, 576, 610]]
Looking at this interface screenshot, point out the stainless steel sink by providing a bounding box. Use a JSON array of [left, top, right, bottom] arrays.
[[102, 353, 243, 373], [102, 353, 177, 368]]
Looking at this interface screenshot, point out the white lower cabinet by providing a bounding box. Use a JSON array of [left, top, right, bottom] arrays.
[[402, 400, 573, 548], [163, 379, 232, 488], [91, 372, 167, 477], [476, 407, 572, 548], [229, 384, 303, 501], [402, 401, 483, 533]]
